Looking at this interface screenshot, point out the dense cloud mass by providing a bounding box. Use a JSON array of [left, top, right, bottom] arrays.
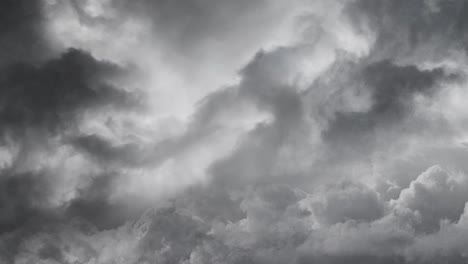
[[2, 0, 468, 263]]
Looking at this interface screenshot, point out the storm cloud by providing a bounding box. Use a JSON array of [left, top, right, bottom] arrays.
[[2, 0, 468, 263]]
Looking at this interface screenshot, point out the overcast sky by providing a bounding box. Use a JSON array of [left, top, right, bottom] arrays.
[[2, 0, 468, 263]]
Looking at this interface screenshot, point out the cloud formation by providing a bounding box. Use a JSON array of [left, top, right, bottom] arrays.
[[2, 0, 468, 263]]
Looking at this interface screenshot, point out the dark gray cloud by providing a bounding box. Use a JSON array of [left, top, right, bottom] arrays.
[[0, 0, 52, 66], [0, 170, 56, 233], [322, 59, 456, 154], [0, 48, 140, 135]]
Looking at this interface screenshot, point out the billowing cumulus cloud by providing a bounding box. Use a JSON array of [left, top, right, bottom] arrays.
[[2, 0, 468, 263]]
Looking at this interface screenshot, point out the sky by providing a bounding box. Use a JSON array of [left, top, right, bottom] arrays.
[[1, 0, 468, 263]]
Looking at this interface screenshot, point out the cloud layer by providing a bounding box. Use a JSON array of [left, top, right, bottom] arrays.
[[2, 0, 468, 263]]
